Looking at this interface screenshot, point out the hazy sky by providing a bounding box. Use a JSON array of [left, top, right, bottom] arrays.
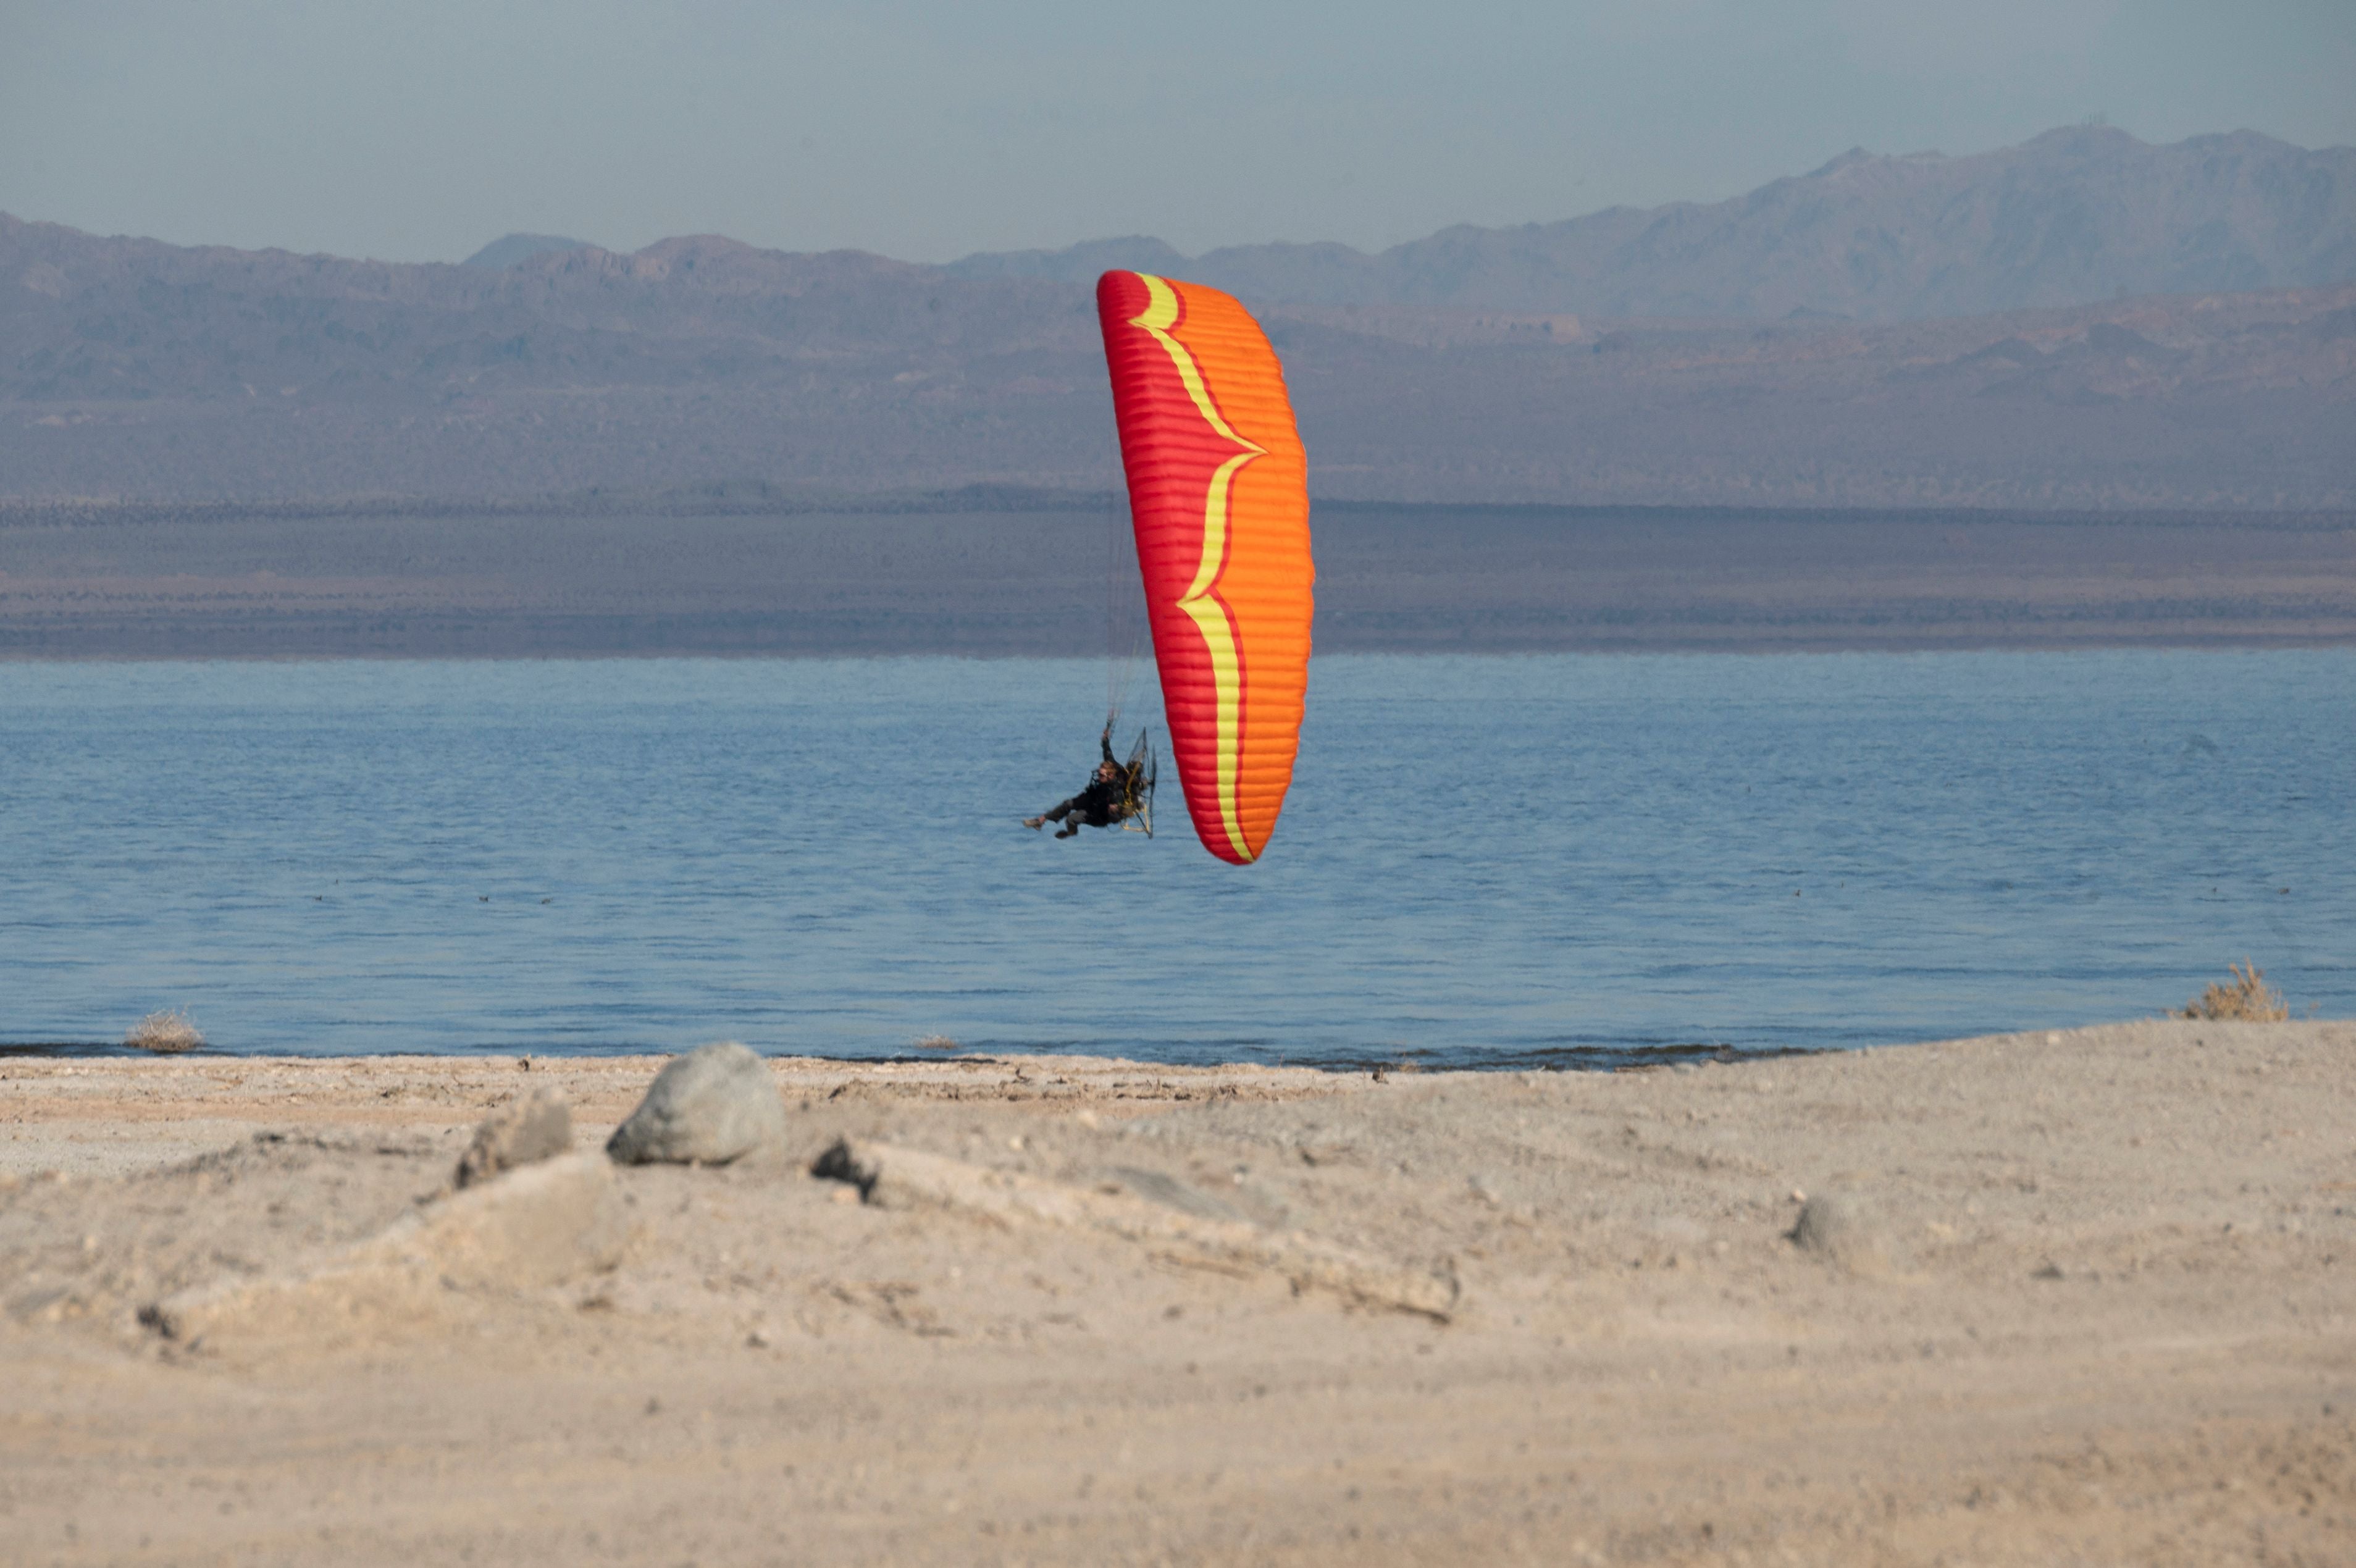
[[4, 0, 2352, 264]]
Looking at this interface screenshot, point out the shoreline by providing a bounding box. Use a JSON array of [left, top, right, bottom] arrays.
[[7, 505, 2352, 660], [5, 1018, 2351, 1562], [9, 627, 2356, 661], [0, 1040, 1827, 1076]]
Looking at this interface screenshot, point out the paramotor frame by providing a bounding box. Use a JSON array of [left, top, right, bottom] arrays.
[[1116, 727, 1155, 837]]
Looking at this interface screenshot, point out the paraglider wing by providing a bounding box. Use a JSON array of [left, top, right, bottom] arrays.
[[1095, 271, 1314, 865]]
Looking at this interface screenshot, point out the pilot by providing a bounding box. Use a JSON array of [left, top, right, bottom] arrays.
[[1025, 726, 1133, 839]]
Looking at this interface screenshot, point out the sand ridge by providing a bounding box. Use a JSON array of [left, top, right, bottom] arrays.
[[2, 1020, 2351, 1564]]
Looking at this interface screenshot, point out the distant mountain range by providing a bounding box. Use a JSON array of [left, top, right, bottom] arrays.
[[4, 125, 2353, 509], [946, 127, 2356, 321], [461, 233, 597, 269]]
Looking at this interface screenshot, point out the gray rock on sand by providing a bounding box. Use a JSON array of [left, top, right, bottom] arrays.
[[1790, 1190, 1892, 1273], [456, 1086, 572, 1188], [606, 1041, 786, 1165]]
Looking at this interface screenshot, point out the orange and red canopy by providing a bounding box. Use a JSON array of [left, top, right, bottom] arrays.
[[1096, 271, 1314, 865]]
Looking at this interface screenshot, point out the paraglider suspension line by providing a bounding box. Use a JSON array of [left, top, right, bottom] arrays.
[[1105, 484, 1149, 729]]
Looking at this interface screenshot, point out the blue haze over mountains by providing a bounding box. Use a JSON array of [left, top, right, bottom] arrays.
[[6, 127, 2353, 508], [471, 128, 2355, 321], [942, 128, 2356, 321]]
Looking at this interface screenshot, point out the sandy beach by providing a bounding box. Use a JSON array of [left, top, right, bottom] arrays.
[[3, 1020, 2350, 1564]]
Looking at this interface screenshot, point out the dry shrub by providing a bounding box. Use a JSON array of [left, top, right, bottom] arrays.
[[910, 1034, 960, 1052], [125, 1008, 205, 1053], [2178, 961, 2289, 1022]]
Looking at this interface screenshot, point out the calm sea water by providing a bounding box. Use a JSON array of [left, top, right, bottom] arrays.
[[2, 652, 2349, 1067]]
